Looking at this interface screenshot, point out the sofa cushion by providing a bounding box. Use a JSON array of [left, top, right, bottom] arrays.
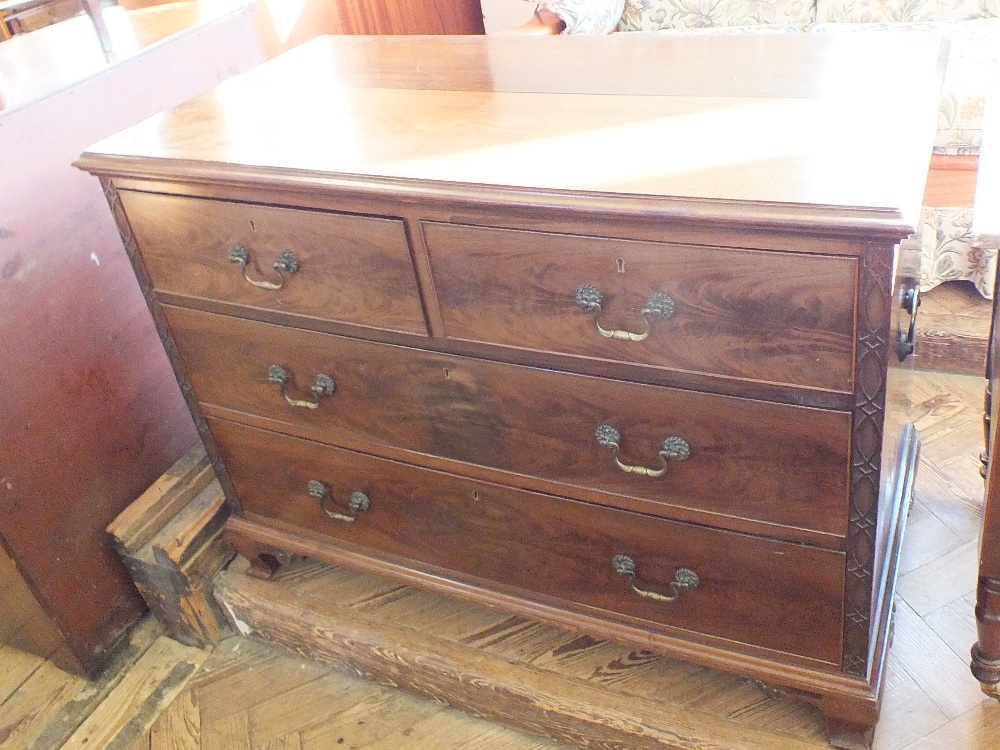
[[811, 19, 1000, 155], [919, 206, 996, 297], [533, 0, 626, 34], [616, 0, 816, 30], [816, 0, 986, 23]]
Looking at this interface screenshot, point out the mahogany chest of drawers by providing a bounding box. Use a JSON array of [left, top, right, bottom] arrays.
[[78, 33, 946, 748]]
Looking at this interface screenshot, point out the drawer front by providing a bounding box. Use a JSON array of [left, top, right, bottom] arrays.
[[210, 418, 846, 665], [121, 191, 427, 335], [423, 222, 858, 392], [169, 307, 852, 539]]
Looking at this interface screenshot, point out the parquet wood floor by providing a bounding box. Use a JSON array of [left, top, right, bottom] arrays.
[[1, 367, 999, 750]]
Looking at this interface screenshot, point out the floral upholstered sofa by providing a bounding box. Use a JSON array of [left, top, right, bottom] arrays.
[[521, 0, 1000, 297]]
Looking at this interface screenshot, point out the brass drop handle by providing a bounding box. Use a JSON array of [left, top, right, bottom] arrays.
[[595, 424, 690, 478], [267, 364, 335, 409], [896, 286, 920, 361], [229, 243, 300, 290], [575, 284, 675, 342], [612, 555, 700, 603], [308, 480, 371, 522]]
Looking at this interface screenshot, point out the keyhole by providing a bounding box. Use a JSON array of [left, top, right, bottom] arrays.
[[472, 491, 480, 501], [443, 368, 451, 379], [616, 258, 625, 273], [249, 220, 257, 232]]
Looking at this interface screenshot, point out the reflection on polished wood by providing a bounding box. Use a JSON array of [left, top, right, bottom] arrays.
[[0, 0, 253, 114], [80, 33, 946, 225]]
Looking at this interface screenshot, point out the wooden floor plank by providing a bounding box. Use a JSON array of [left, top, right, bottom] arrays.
[[184, 637, 275, 693], [0, 643, 55, 709], [0, 645, 89, 750], [297, 684, 448, 750], [900, 700, 1000, 750], [244, 672, 355, 747], [192, 647, 328, 724], [59, 636, 209, 750], [872, 658, 950, 750], [254, 733, 303, 750], [896, 540, 980, 617], [149, 687, 200, 750], [922, 593, 981, 664], [897, 501, 964, 575], [200, 712, 250, 750], [19, 618, 162, 750], [890, 601, 989, 720]]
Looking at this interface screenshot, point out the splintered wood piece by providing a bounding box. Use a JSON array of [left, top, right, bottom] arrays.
[[153, 481, 228, 571], [108, 444, 212, 554], [108, 444, 233, 648]]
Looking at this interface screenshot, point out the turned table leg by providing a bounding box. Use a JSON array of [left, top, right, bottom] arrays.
[[973, 576, 1000, 699], [975, 375, 1000, 699]]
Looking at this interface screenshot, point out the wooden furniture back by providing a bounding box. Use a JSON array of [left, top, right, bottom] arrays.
[[0, 2, 261, 674]]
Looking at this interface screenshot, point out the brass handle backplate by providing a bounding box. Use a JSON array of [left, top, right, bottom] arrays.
[[267, 364, 335, 409], [229, 243, 300, 290], [896, 286, 920, 361], [575, 284, 675, 342], [595, 424, 690, 478], [308, 480, 371, 522], [611, 554, 700, 603]]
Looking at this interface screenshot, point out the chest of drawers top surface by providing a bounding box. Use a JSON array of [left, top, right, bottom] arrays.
[[79, 33, 945, 234]]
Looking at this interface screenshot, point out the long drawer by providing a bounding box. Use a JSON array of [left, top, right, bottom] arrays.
[[167, 306, 852, 541], [120, 191, 427, 335], [209, 417, 846, 665], [423, 222, 858, 393]]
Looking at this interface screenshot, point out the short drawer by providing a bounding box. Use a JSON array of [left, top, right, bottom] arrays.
[[423, 222, 858, 392], [169, 307, 852, 541], [121, 191, 427, 335], [210, 418, 846, 665]]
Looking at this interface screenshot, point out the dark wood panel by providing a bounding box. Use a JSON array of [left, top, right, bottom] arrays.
[[329, 0, 484, 34], [0, 3, 262, 673], [424, 222, 858, 393], [165, 306, 852, 540], [120, 190, 427, 336], [219, 0, 485, 58], [210, 417, 846, 664], [922, 154, 979, 207]]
